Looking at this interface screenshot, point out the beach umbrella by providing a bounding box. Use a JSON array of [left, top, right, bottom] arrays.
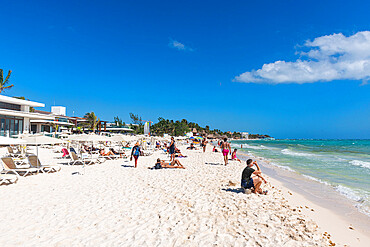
[[21, 135, 66, 145], [109, 135, 128, 142], [21, 134, 67, 167], [68, 134, 110, 142], [0, 136, 26, 145]]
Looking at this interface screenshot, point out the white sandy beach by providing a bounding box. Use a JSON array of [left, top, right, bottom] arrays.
[[0, 145, 369, 246]]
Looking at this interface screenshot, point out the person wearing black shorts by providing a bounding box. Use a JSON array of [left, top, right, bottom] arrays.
[[169, 137, 175, 162], [241, 159, 267, 194]]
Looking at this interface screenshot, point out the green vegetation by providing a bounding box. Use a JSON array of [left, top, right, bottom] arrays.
[[112, 113, 271, 139], [150, 117, 244, 138], [0, 69, 14, 94], [114, 116, 125, 127], [129, 113, 144, 134], [248, 134, 271, 139], [84, 112, 100, 131]]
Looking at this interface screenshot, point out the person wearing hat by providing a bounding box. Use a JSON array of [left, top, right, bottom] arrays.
[[130, 142, 141, 168]]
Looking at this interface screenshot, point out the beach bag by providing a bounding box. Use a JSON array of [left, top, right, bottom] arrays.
[[133, 146, 140, 156], [154, 163, 162, 169]]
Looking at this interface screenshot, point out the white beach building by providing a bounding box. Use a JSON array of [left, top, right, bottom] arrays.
[[241, 132, 249, 139], [0, 95, 54, 136]]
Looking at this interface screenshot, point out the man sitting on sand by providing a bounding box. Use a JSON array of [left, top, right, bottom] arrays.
[[241, 159, 267, 194], [150, 158, 186, 169]]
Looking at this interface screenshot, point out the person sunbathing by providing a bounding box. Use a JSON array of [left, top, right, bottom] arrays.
[[100, 149, 115, 156], [187, 143, 197, 150], [213, 146, 219, 152], [150, 158, 185, 169], [174, 148, 187, 157], [156, 141, 161, 149], [231, 149, 242, 162]]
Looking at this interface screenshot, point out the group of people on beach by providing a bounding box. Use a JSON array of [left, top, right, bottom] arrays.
[[131, 137, 186, 170], [130, 136, 267, 194], [215, 137, 268, 194], [215, 138, 241, 165]]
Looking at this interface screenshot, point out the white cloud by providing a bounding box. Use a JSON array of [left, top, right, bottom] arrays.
[[169, 39, 193, 51], [234, 31, 370, 84]]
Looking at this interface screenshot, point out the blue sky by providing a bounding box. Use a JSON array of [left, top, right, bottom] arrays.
[[1, 0, 369, 139]]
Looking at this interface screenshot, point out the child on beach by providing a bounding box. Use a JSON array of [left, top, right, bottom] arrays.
[[150, 158, 186, 169], [231, 149, 242, 162], [241, 159, 267, 194], [130, 142, 141, 168]]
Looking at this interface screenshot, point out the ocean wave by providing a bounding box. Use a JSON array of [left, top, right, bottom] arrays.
[[281, 149, 316, 157], [350, 160, 370, 169], [269, 162, 295, 172], [334, 185, 370, 217], [240, 144, 270, 150], [334, 185, 364, 203], [301, 174, 330, 186]]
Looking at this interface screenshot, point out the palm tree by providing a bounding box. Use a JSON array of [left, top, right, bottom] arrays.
[[0, 69, 14, 93], [84, 112, 99, 132], [50, 122, 59, 136]]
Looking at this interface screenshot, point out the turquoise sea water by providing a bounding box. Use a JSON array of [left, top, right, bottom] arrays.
[[231, 139, 370, 217]]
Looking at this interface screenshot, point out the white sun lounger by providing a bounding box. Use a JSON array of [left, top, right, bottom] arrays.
[[1, 157, 40, 176], [28, 155, 61, 173]]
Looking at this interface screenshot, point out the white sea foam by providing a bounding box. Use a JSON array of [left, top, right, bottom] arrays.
[[335, 185, 364, 202], [335, 185, 370, 217], [301, 174, 330, 186], [281, 148, 316, 157], [350, 160, 370, 169], [270, 163, 295, 172]]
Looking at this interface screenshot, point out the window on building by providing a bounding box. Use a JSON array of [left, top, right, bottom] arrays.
[[0, 115, 24, 136], [0, 102, 21, 111]]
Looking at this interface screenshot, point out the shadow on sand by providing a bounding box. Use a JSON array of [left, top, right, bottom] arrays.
[[121, 164, 135, 168], [205, 162, 224, 166], [222, 188, 245, 194]]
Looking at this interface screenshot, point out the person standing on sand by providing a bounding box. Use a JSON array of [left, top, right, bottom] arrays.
[[130, 142, 141, 168], [221, 138, 231, 166], [201, 137, 208, 153], [241, 159, 267, 194], [169, 137, 176, 162]]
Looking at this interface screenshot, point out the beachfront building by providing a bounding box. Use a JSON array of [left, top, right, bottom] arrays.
[[105, 122, 134, 133], [0, 95, 54, 137], [241, 132, 249, 139], [31, 107, 75, 134]]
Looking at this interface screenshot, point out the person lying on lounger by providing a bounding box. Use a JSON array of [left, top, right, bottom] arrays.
[[100, 149, 115, 156], [150, 158, 186, 169]]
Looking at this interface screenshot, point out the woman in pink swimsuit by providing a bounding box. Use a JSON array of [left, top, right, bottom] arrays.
[[221, 138, 231, 166], [231, 149, 242, 162]]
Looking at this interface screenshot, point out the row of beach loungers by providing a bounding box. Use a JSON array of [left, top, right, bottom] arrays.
[[1, 145, 153, 186], [0, 155, 61, 185]]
